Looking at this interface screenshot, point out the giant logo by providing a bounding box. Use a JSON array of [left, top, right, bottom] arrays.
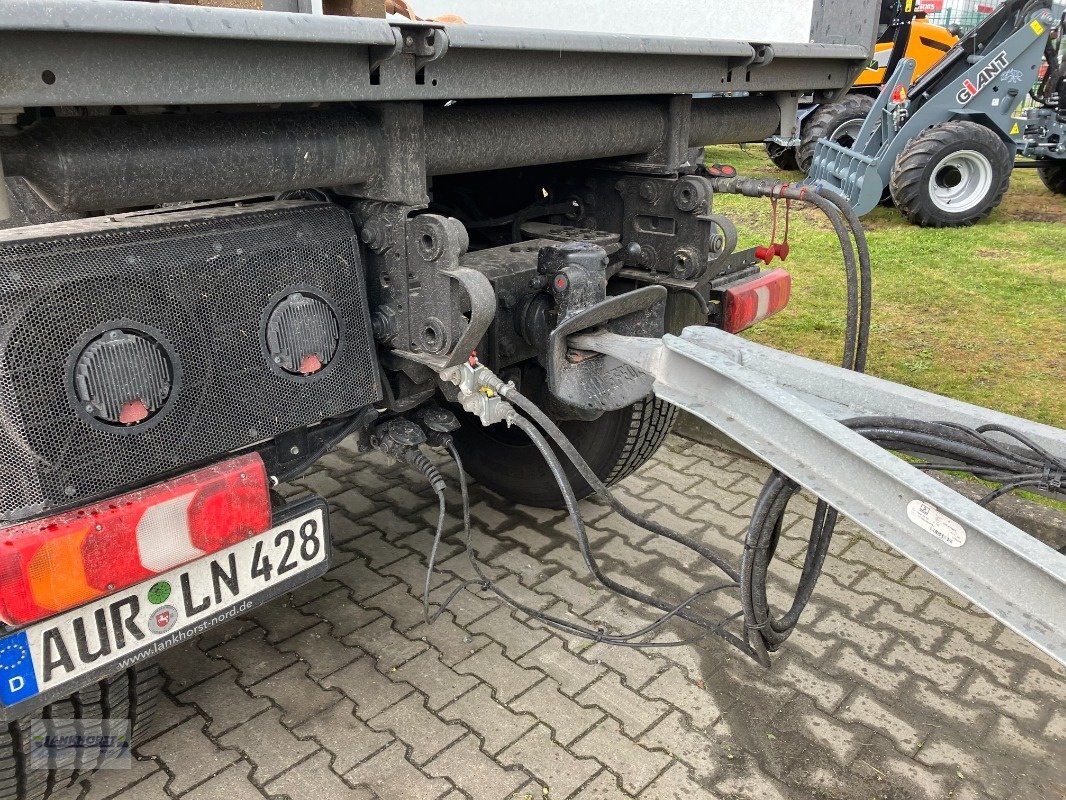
[[956, 51, 1010, 105]]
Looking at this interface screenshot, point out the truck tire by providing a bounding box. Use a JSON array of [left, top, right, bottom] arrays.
[[0, 663, 161, 800], [764, 142, 799, 171], [453, 394, 677, 508], [1038, 161, 1066, 195], [889, 121, 1012, 227], [796, 94, 875, 174]]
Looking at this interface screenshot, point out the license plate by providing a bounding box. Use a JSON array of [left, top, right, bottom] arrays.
[[0, 498, 329, 715]]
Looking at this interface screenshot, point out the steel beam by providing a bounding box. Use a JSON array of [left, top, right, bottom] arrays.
[[572, 328, 1066, 666]]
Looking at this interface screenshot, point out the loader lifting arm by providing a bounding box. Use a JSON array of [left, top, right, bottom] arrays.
[[806, 0, 1066, 225], [569, 326, 1066, 667]]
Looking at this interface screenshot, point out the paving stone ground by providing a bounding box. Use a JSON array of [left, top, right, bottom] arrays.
[[59, 435, 1065, 800]]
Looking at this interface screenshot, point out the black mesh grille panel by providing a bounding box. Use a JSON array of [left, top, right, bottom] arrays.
[[0, 201, 381, 521]]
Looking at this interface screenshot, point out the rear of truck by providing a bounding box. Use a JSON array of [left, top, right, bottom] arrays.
[[0, 0, 877, 793]]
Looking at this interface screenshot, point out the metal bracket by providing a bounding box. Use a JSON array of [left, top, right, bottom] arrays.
[[572, 326, 1066, 666]]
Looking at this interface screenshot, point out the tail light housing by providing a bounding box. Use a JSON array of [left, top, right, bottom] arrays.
[[721, 268, 792, 334], [0, 453, 271, 625]]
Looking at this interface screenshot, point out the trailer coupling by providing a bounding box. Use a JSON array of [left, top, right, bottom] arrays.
[[567, 326, 1066, 667]]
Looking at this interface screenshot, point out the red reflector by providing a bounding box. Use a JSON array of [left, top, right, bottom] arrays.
[[722, 268, 792, 334], [0, 453, 270, 625], [891, 84, 908, 103]]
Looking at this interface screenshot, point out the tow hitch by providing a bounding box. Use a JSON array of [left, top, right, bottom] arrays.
[[425, 328, 1066, 670]]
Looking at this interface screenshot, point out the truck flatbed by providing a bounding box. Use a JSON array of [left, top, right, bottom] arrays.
[[0, 0, 873, 107]]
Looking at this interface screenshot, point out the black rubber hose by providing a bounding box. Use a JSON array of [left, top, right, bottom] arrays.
[[500, 385, 739, 581], [442, 432, 742, 648], [810, 185, 874, 372], [709, 177, 865, 371], [739, 415, 1065, 663], [509, 415, 754, 654]]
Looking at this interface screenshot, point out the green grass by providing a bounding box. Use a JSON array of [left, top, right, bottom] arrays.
[[704, 144, 1066, 428]]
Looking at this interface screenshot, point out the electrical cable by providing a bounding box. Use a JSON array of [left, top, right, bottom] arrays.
[[424, 428, 748, 650]]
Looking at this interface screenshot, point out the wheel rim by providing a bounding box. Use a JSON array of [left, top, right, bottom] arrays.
[[927, 150, 994, 213], [829, 118, 864, 150]]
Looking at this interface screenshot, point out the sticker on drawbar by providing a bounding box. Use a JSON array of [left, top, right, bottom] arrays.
[[907, 500, 966, 548]]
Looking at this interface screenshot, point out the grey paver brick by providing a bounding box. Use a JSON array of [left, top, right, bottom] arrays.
[[640, 761, 714, 800], [79, 754, 161, 800], [939, 630, 1019, 686], [177, 668, 272, 736], [183, 761, 268, 800], [499, 724, 602, 800], [346, 741, 453, 800], [577, 673, 669, 737], [98, 770, 172, 800], [883, 640, 969, 692], [837, 691, 922, 754], [440, 684, 537, 756], [578, 641, 663, 690], [640, 711, 724, 783], [324, 557, 398, 602], [275, 622, 361, 679], [332, 487, 376, 518], [642, 667, 724, 730], [157, 642, 229, 693], [773, 657, 849, 714], [455, 643, 542, 703], [367, 692, 466, 765], [517, 638, 607, 695], [265, 751, 376, 800], [363, 582, 436, 633], [795, 700, 864, 764], [964, 672, 1041, 722], [570, 771, 628, 800], [466, 607, 550, 660], [853, 571, 931, 614], [571, 718, 671, 793], [344, 614, 429, 670], [136, 716, 240, 795], [424, 734, 531, 800], [509, 678, 604, 746], [218, 711, 318, 784], [911, 678, 988, 727], [813, 610, 891, 659], [391, 649, 480, 710], [713, 763, 793, 800], [292, 699, 392, 774], [211, 627, 299, 687], [247, 663, 344, 727], [245, 599, 320, 643], [322, 654, 413, 719], [302, 588, 383, 636], [830, 644, 907, 694]]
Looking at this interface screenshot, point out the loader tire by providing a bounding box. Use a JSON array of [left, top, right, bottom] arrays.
[[0, 663, 161, 800], [764, 142, 800, 172], [1038, 161, 1066, 195], [796, 94, 875, 174], [889, 121, 1012, 228], [454, 394, 677, 508]]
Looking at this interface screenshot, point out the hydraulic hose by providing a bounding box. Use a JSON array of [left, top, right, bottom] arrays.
[[709, 177, 871, 372]]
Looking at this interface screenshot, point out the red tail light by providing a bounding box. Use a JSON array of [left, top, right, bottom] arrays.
[[721, 268, 792, 334], [0, 453, 270, 625]]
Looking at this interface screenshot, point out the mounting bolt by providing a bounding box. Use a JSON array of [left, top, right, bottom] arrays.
[[361, 220, 388, 253], [289, 445, 300, 456]]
